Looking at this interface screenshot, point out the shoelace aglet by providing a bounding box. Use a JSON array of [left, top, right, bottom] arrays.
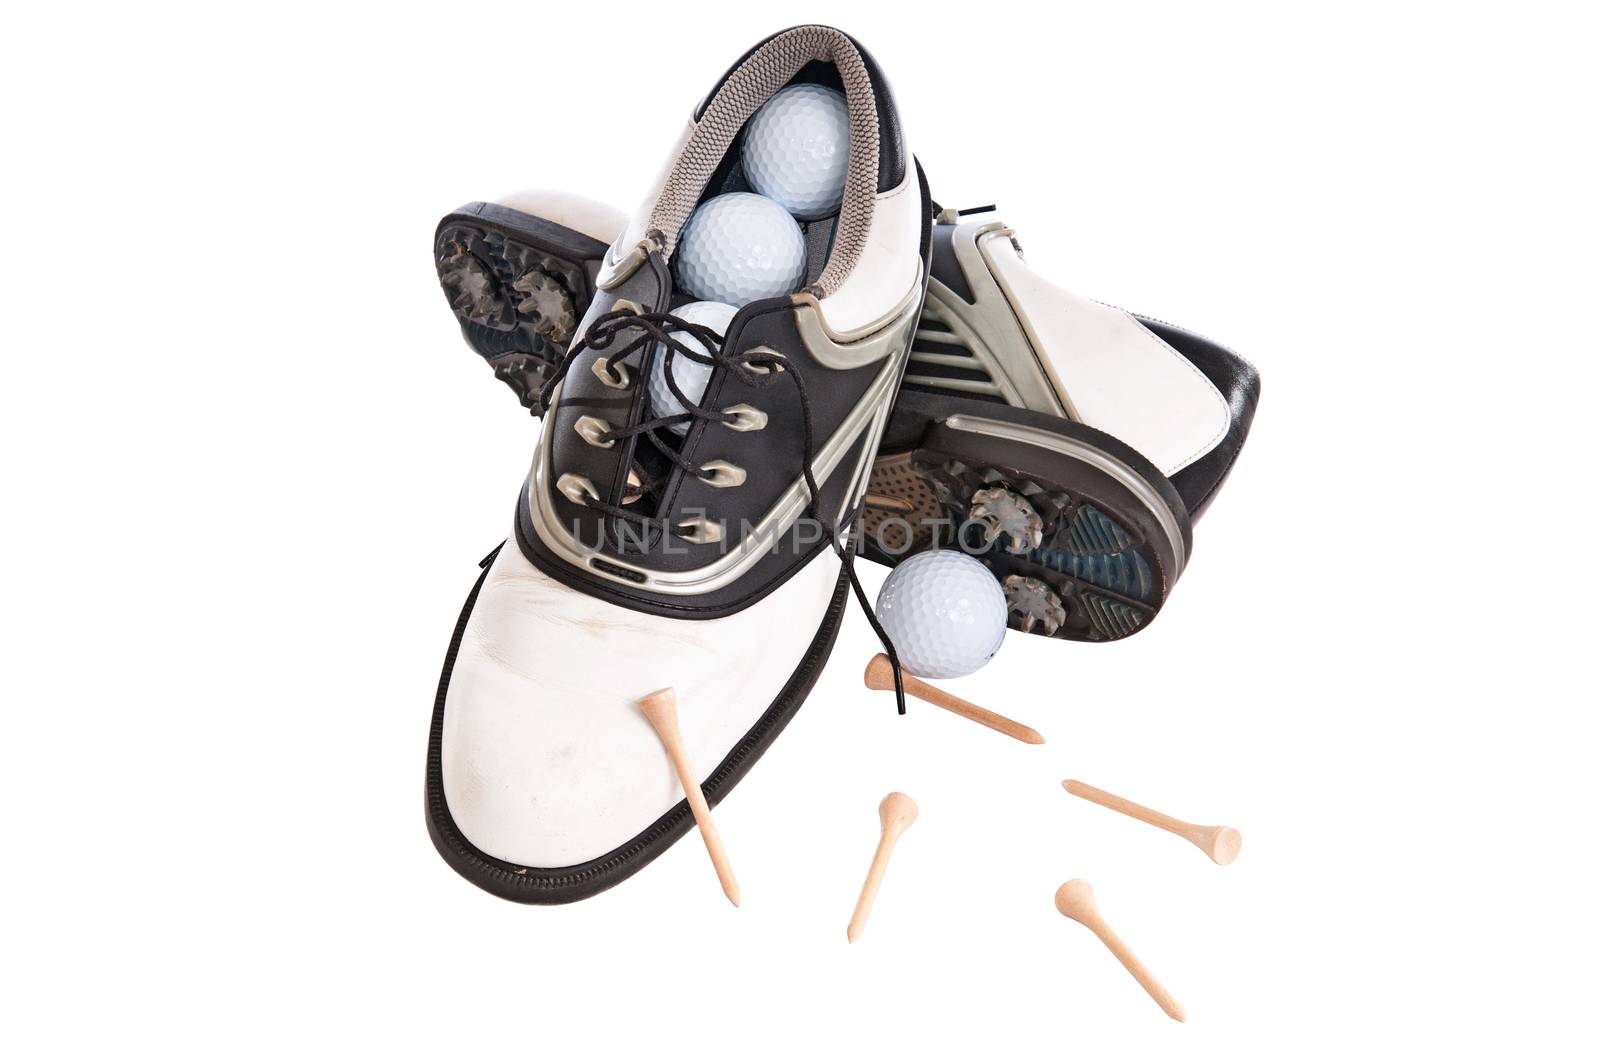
[[842, 560, 906, 714], [886, 648, 906, 715]]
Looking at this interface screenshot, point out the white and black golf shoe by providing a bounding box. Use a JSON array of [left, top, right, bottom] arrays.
[[865, 207, 1259, 641], [427, 26, 931, 903], [435, 193, 1258, 644]]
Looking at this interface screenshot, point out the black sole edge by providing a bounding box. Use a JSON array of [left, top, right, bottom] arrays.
[[862, 393, 1191, 643], [434, 203, 609, 415]]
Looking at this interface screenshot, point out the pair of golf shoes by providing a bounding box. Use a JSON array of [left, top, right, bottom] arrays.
[[426, 25, 1260, 903]]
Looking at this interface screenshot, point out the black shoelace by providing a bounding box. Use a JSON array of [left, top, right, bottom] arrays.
[[539, 306, 908, 714]]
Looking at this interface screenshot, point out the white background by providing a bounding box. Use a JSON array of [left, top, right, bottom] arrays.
[[5, 1, 1597, 1058]]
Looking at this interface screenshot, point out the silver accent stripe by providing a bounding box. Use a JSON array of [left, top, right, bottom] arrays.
[[912, 284, 1031, 409], [904, 374, 1005, 397], [907, 352, 984, 370], [792, 271, 924, 365], [967, 224, 1080, 421], [942, 414, 1187, 575]]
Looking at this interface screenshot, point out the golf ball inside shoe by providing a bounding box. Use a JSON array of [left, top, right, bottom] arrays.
[[674, 192, 807, 305], [647, 300, 738, 433], [741, 83, 850, 219]]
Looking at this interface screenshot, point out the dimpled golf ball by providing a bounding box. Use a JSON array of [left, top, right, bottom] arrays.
[[875, 550, 1008, 680], [675, 192, 807, 305], [647, 300, 738, 433], [742, 84, 850, 219]]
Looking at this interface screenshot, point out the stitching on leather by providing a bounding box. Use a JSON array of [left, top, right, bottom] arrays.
[[872, 174, 911, 211], [1121, 308, 1262, 382], [816, 175, 913, 323]]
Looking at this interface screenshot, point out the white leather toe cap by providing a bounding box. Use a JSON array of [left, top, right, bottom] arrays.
[[440, 538, 838, 869]]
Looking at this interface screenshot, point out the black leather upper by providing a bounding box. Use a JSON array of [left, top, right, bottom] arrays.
[[521, 49, 929, 618], [522, 267, 889, 618]]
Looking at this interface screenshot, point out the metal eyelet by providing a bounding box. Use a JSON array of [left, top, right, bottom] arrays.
[[556, 473, 599, 506], [591, 359, 631, 389], [612, 298, 644, 315], [741, 346, 787, 374], [721, 404, 767, 432], [574, 416, 615, 448], [676, 516, 724, 545], [697, 460, 746, 488]]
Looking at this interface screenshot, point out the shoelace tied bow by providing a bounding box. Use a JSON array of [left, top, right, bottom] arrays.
[[539, 306, 908, 714]]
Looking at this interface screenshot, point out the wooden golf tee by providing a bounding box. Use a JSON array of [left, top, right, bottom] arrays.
[[1062, 780, 1242, 865], [1054, 880, 1184, 1022], [847, 792, 918, 943], [863, 654, 1044, 745], [636, 688, 740, 907]]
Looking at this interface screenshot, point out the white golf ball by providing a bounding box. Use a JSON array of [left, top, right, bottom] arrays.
[[742, 84, 850, 219], [647, 300, 737, 434], [875, 551, 1008, 679], [675, 192, 807, 305]]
